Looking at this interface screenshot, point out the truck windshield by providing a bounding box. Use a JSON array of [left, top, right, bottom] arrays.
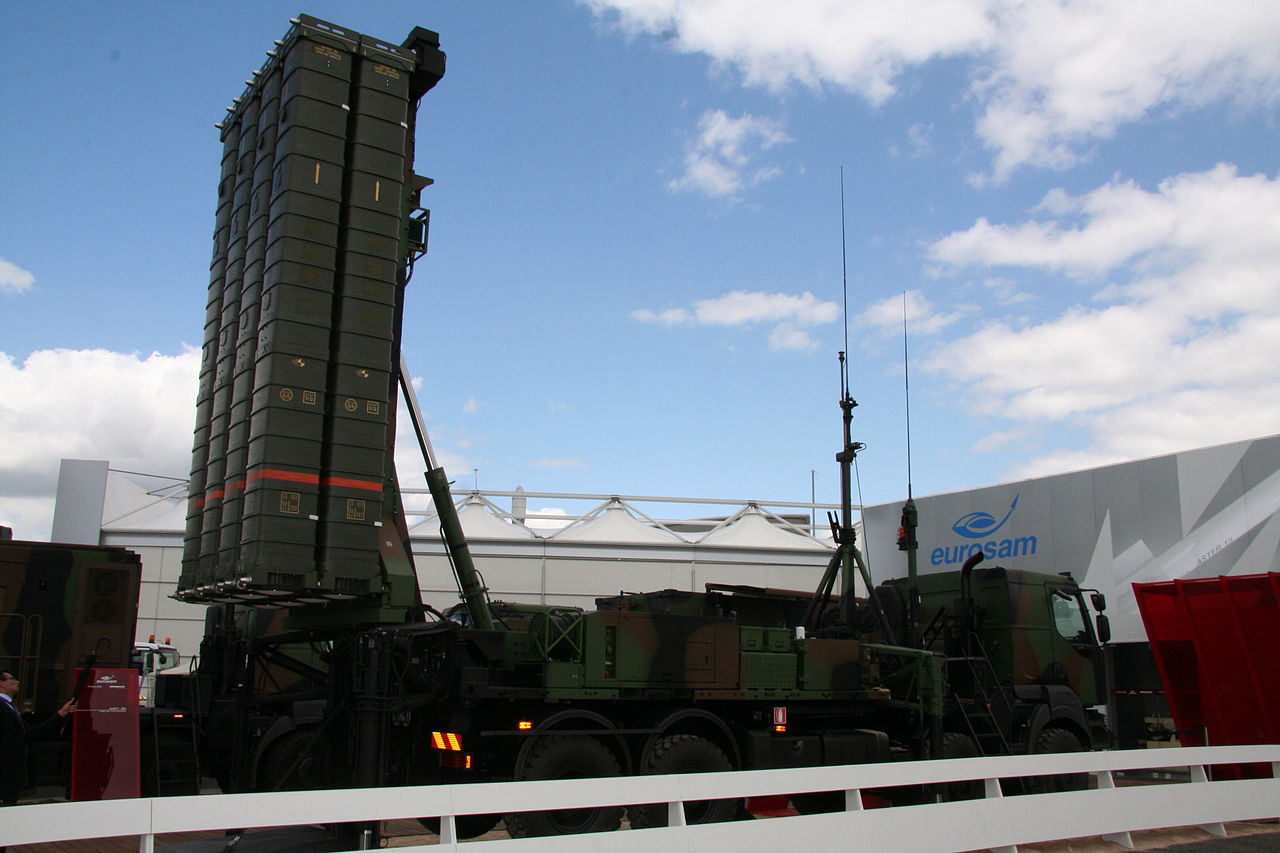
[[133, 648, 182, 673], [1050, 588, 1090, 643]]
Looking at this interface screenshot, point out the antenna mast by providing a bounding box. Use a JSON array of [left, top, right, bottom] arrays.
[[896, 292, 921, 647], [805, 169, 894, 642]]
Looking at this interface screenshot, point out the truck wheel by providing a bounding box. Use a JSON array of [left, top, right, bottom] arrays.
[[1019, 726, 1086, 795], [628, 735, 740, 828], [939, 732, 982, 801], [258, 730, 320, 792], [504, 735, 624, 837]]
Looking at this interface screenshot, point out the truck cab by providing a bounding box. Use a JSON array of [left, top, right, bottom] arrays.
[[882, 564, 1109, 755], [132, 637, 182, 708]]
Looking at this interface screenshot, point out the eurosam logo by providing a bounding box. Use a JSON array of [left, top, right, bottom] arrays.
[[929, 494, 1038, 566]]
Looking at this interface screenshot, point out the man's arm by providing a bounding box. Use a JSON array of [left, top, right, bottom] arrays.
[[28, 700, 77, 740]]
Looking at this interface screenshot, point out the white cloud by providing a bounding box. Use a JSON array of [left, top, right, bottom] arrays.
[[524, 506, 573, 532], [890, 122, 935, 159], [858, 290, 964, 336], [584, 0, 991, 99], [668, 109, 790, 199], [584, 0, 1280, 181], [0, 347, 199, 538], [980, 277, 1033, 306], [924, 164, 1280, 473], [767, 322, 819, 352], [634, 289, 839, 350], [0, 351, 479, 540], [697, 290, 838, 325], [636, 290, 839, 326], [630, 307, 692, 325], [462, 397, 480, 414], [971, 2, 1280, 182], [0, 258, 36, 295]]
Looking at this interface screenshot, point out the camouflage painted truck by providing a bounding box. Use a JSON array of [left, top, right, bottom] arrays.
[[163, 12, 1109, 840], [0, 536, 197, 796]]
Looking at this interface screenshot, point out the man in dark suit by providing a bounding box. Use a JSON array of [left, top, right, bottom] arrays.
[[0, 671, 75, 807]]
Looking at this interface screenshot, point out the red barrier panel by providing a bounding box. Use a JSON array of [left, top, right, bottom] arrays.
[[1134, 573, 1280, 750], [70, 668, 140, 800]]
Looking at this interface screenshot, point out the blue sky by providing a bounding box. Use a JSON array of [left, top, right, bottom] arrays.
[[2, 0, 1278, 540]]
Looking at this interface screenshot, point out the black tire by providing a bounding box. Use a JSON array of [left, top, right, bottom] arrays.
[[628, 735, 740, 829], [939, 732, 982, 801], [1017, 726, 1086, 795], [417, 814, 503, 840], [504, 735, 624, 837], [257, 730, 321, 792]]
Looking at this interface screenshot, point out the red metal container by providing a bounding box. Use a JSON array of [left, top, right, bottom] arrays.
[[1134, 573, 1280, 749]]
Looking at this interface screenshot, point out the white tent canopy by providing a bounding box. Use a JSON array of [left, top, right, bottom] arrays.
[[551, 499, 688, 544], [697, 505, 828, 551]]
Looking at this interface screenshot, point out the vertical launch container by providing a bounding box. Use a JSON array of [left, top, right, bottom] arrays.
[[178, 16, 443, 604]]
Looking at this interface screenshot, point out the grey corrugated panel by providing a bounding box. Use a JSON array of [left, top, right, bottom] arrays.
[[339, 273, 397, 305], [259, 282, 335, 327], [264, 232, 338, 270], [252, 353, 329, 395], [267, 210, 340, 246], [323, 441, 385, 480], [347, 143, 404, 178], [185, 14, 439, 601], [271, 153, 346, 200], [282, 24, 358, 81], [275, 124, 346, 165], [263, 257, 336, 293], [256, 317, 332, 359], [183, 117, 243, 591], [328, 364, 392, 403], [333, 328, 394, 365], [344, 171, 404, 217], [348, 113, 406, 154], [340, 225, 399, 261], [338, 249, 398, 282]]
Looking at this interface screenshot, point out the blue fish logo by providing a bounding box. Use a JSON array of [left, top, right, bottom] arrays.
[[952, 495, 1020, 539]]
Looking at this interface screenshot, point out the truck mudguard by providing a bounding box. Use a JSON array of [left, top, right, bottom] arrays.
[[515, 709, 633, 777], [1019, 683, 1091, 748]]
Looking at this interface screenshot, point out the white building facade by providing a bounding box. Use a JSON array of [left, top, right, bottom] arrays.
[[54, 463, 839, 657]]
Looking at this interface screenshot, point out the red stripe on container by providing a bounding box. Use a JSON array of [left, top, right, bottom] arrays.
[[246, 469, 322, 486], [322, 476, 383, 492]]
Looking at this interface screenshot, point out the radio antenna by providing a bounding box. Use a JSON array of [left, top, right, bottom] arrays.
[[840, 167, 851, 372], [896, 291, 921, 647], [803, 168, 895, 643], [902, 291, 913, 500]]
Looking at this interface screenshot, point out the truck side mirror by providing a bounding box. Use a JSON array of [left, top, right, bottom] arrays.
[[1090, 592, 1107, 612], [1095, 614, 1111, 644]]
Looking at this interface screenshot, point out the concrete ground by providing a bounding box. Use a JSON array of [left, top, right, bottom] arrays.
[[1015, 822, 1280, 853]]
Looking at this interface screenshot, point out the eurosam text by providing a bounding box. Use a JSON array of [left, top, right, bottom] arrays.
[[930, 536, 1038, 566]]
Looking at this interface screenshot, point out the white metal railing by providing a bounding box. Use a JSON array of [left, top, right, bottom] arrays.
[[7, 745, 1280, 853]]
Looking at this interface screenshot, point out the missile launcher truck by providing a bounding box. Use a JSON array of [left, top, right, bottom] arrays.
[[4, 13, 1108, 836]]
